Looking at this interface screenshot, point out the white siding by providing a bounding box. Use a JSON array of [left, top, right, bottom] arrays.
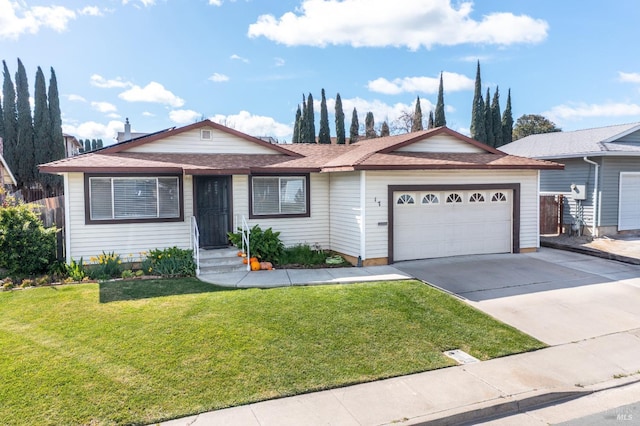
[[231, 173, 330, 248], [328, 172, 362, 258], [395, 134, 485, 153], [365, 170, 540, 259], [65, 173, 193, 262], [126, 127, 281, 155]]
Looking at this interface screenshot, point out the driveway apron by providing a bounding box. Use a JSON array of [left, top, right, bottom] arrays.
[[394, 248, 640, 345]]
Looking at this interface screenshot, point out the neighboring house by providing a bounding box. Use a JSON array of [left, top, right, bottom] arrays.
[[0, 152, 17, 201], [501, 122, 640, 236], [63, 134, 83, 157], [39, 120, 560, 265]]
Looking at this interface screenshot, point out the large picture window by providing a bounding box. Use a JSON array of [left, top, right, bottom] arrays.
[[86, 175, 182, 223], [250, 175, 309, 218]]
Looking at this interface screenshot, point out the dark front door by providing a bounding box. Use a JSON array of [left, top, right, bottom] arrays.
[[195, 176, 231, 248]]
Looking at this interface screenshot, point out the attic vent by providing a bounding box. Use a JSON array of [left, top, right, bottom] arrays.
[[201, 129, 212, 140]]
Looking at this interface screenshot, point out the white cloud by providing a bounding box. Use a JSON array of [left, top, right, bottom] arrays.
[[119, 82, 185, 107], [79, 6, 102, 16], [618, 72, 640, 84], [142, 111, 155, 117], [67, 94, 86, 102], [208, 73, 229, 82], [91, 101, 117, 113], [169, 109, 202, 124], [336, 97, 435, 125], [368, 72, 474, 95], [545, 102, 640, 122], [274, 57, 285, 67], [248, 0, 548, 49], [62, 120, 123, 144], [209, 0, 223, 5], [0, 0, 77, 39], [230, 54, 249, 63], [210, 111, 292, 138], [90, 74, 131, 89]]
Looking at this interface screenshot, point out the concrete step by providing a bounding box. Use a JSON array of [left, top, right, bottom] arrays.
[[197, 247, 248, 274]]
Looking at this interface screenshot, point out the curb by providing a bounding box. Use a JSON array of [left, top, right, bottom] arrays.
[[540, 240, 640, 265]]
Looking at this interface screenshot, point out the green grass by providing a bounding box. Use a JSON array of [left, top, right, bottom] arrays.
[[0, 279, 545, 425]]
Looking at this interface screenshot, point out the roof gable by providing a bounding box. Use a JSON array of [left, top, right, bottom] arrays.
[[102, 120, 299, 157], [378, 127, 501, 155]]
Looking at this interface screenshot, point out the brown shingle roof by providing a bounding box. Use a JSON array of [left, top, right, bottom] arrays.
[[40, 125, 562, 174]]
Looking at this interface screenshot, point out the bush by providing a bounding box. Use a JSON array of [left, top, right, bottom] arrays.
[[88, 252, 123, 280], [66, 258, 86, 282], [0, 202, 57, 276], [141, 247, 196, 277], [228, 225, 284, 263]]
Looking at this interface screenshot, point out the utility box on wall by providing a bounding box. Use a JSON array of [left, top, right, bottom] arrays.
[[570, 183, 587, 200]]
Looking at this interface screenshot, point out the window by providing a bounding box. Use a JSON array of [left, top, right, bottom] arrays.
[[446, 193, 463, 203], [251, 175, 308, 217], [396, 194, 415, 205], [421, 193, 439, 205], [491, 192, 508, 202], [469, 192, 485, 203], [87, 176, 181, 223]]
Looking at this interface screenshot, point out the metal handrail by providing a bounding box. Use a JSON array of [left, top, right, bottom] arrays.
[[240, 215, 251, 271], [191, 216, 200, 276]]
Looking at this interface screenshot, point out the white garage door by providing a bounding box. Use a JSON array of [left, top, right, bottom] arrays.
[[619, 173, 640, 231], [393, 189, 512, 261]]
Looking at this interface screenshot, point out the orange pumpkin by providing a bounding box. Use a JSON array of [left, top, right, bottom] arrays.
[[242, 258, 248, 264], [250, 261, 260, 271], [249, 257, 258, 263], [237, 251, 244, 257]]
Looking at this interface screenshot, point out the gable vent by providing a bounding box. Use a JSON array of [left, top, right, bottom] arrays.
[[201, 129, 212, 140]]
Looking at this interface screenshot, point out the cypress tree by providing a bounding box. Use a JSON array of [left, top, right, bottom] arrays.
[[427, 111, 434, 129], [34, 66, 52, 192], [292, 105, 301, 143], [318, 89, 331, 144], [349, 108, 359, 143], [411, 96, 423, 132], [97, 139, 103, 149], [484, 88, 494, 147], [84, 139, 91, 152], [434, 72, 446, 127], [2, 61, 17, 175], [501, 89, 514, 145], [335, 93, 345, 144], [491, 86, 503, 148], [470, 61, 486, 143], [380, 121, 390, 137], [91, 139, 97, 150], [365, 111, 376, 139], [306, 93, 315, 143], [299, 95, 308, 142], [15, 58, 36, 189], [47, 67, 64, 194], [0, 95, 4, 142]]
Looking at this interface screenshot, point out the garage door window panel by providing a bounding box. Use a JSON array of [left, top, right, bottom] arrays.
[[469, 192, 485, 203], [421, 193, 440, 205], [491, 192, 508, 202], [446, 193, 463, 204], [396, 193, 416, 205]]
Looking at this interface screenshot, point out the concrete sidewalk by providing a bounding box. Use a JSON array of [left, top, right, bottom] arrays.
[[198, 265, 412, 288], [160, 329, 640, 425]]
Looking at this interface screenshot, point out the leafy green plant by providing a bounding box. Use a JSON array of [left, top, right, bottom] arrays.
[[228, 225, 284, 263], [141, 247, 196, 277], [21, 278, 35, 288], [66, 258, 86, 282], [280, 244, 327, 266], [0, 201, 57, 275], [88, 252, 123, 280], [121, 270, 134, 279]]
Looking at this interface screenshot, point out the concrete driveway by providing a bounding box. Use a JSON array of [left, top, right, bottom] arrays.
[[394, 248, 640, 345]]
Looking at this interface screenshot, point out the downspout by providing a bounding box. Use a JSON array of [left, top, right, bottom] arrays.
[[583, 157, 599, 237], [63, 173, 72, 264], [359, 170, 366, 266]]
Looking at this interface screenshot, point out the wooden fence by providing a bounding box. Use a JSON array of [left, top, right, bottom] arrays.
[[32, 195, 65, 261]]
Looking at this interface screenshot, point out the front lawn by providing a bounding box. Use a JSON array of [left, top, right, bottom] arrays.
[[0, 279, 544, 425]]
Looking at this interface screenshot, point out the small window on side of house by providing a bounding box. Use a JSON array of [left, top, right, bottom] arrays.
[[201, 129, 212, 140]]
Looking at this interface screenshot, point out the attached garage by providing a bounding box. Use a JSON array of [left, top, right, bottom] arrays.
[[619, 172, 640, 231], [390, 184, 519, 262]]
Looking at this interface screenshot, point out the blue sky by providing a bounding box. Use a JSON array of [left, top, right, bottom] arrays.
[[2, 0, 640, 145]]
